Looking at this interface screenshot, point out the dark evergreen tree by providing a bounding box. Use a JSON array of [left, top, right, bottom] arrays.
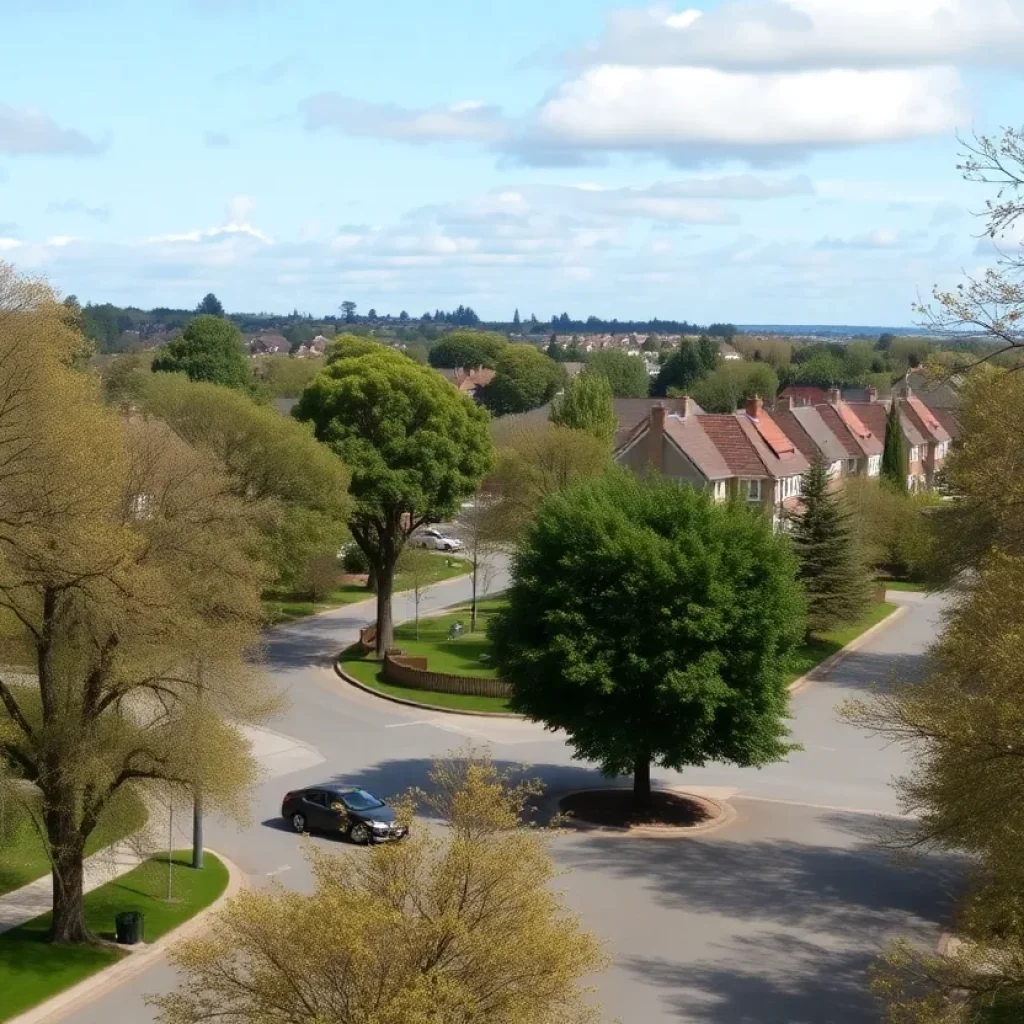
[[881, 400, 908, 493], [196, 292, 225, 317], [513, 308, 521, 327], [788, 455, 873, 636]]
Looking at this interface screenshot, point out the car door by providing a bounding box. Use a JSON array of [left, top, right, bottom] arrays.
[[300, 790, 330, 831]]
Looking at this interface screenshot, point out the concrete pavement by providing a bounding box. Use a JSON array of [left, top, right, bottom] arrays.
[[42, 581, 958, 1024]]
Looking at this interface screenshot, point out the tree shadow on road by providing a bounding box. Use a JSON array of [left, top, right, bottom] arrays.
[[811, 650, 931, 691], [627, 933, 883, 1024]]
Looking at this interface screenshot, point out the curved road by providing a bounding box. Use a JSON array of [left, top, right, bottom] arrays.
[[57, 575, 958, 1024]]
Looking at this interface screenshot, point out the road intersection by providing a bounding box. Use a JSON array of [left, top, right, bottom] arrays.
[[52, 578, 960, 1024]]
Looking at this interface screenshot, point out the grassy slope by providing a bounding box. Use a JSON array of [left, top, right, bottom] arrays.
[[0, 852, 228, 1023], [0, 789, 147, 897], [784, 601, 898, 685], [264, 556, 471, 625]]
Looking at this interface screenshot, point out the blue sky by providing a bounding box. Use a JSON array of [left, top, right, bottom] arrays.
[[1, 0, 1020, 323]]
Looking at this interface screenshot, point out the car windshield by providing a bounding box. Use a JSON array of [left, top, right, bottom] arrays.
[[340, 789, 384, 812]]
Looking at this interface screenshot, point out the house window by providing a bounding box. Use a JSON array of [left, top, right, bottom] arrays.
[[868, 455, 881, 477], [909, 446, 919, 463], [713, 480, 728, 502], [847, 459, 858, 474], [937, 441, 949, 459], [744, 479, 762, 502], [829, 461, 842, 478]]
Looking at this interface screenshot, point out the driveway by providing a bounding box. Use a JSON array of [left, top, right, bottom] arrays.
[[54, 587, 959, 1024]]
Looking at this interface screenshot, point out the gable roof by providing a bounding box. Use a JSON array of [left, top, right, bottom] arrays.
[[699, 415, 770, 477], [662, 415, 732, 481], [930, 406, 960, 440], [849, 400, 927, 448], [782, 406, 850, 464], [904, 395, 952, 444], [736, 412, 810, 479], [817, 404, 870, 458]]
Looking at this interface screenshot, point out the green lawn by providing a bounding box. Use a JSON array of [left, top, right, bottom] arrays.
[[882, 580, 927, 592], [0, 788, 147, 897], [784, 601, 898, 685], [264, 555, 471, 625], [0, 851, 228, 1023], [339, 596, 510, 714]]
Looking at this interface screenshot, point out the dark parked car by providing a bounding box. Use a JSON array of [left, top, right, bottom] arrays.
[[281, 785, 407, 845]]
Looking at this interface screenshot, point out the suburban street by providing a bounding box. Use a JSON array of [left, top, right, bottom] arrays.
[[53, 575, 960, 1024]]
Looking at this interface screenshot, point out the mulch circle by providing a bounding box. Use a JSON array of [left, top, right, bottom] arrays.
[[559, 789, 719, 831]]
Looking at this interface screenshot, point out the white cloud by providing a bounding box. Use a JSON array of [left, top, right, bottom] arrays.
[[816, 228, 913, 249], [527, 65, 965, 160], [0, 103, 107, 156], [148, 195, 272, 245], [574, 0, 1024, 71], [300, 93, 510, 144], [0, 238, 23, 251]]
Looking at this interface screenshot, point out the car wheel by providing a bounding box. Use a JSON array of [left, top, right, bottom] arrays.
[[349, 822, 371, 845], [291, 813, 306, 833]]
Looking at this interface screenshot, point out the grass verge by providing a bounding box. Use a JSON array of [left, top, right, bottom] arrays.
[[0, 788, 147, 898], [339, 595, 510, 714], [784, 601, 898, 685], [0, 851, 228, 1023], [264, 556, 471, 625], [882, 580, 927, 592]]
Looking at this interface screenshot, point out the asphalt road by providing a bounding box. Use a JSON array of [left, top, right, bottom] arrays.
[[56, 579, 960, 1024]]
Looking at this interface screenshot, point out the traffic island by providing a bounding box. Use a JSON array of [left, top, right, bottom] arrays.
[[558, 789, 734, 838]]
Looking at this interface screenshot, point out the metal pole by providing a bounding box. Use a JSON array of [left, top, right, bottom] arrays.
[[192, 789, 204, 870], [167, 801, 174, 901]]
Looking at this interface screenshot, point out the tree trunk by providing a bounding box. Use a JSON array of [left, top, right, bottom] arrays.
[[47, 810, 93, 944], [471, 555, 478, 633], [375, 557, 396, 657], [632, 754, 652, 811], [366, 565, 377, 592]]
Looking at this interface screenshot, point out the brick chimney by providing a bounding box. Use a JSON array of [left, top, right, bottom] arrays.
[[828, 386, 841, 406], [745, 394, 763, 420], [865, 386, 878, 403], [648, 405, 666, 473], [777, 395, 794, 412], [680, 395, 696, 419]]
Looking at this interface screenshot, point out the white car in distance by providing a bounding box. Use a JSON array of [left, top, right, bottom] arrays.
[[412, 528, 463, 553]]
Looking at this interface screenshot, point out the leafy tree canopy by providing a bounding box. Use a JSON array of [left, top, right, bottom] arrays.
[[152, 314, 252, 391], [549, 371, 616, 446], [584, 348, 650, 398], [482, 345, 565, 416], [196, 292, 225, 316], [490, 470, 805, 804], [428, 330, 508, 369], [653, 339, 705, 397], [691, 361, 779, 412]]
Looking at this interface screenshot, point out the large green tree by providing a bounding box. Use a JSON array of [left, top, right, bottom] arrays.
[[881, 400, 907, 493], [295, 346, 493, 654], [196, 292, 225, 317], [490, 470, 805, 806], [139, 373, 351, 595], [152, 315, 252, 391], [482, 345, 565, 416], [428, 331, 507, 369], [549, 372, 616, 446], [692, 362, 780, 413], [584, 349, 649, 398], [653, 339, 704, 396], [788, 455, 873, 636]]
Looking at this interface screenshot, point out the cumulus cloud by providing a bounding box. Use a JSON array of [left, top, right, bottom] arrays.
[[0, 103, 107, 156], [46, 199, 110, 221], [300, 94, 510, 145], [521, 66, 965, 162], [148, 195, 271, 244], [570, 0, 1024, 71]]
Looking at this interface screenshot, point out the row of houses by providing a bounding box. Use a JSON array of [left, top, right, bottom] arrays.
[[615, 384, 957, 529]]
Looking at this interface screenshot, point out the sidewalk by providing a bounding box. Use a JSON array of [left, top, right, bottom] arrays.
[[0, 723, 323, 937], [0, 841, 145, 936]]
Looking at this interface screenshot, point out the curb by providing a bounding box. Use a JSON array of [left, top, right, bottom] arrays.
[[545, 787, 737, 840], [7, 850, 247, 1024], [334, 659, 524, 719], [787, 603, 910, 695]]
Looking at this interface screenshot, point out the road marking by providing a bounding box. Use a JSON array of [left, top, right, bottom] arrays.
[[385, 719, 436, 729], [266, 865, 292, 878]]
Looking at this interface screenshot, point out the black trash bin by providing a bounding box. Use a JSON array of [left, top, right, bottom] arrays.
[[114, 911, 144, 945]]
